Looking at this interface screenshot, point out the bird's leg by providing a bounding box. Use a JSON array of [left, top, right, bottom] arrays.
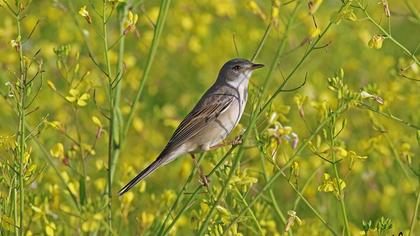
[[190, 154, 210, 187], [209, 134, 243, 150]]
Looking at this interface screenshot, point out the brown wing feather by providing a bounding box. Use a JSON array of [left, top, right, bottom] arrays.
[[162, 94, 234, 154]]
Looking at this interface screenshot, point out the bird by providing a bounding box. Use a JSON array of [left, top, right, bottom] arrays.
[[118, 58, 264, 196]]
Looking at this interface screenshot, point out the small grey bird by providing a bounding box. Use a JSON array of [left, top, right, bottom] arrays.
[[118, 58, 264, 195]]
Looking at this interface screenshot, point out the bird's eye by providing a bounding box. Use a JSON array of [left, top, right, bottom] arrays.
[[232, 65, 241, 71]]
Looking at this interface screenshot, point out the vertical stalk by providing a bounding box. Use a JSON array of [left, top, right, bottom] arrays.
[[409, 182, 420, 235], [16, 7, 26, 236], [122, 0, 171, 139], [102, 0, 114, 233], [109, 1, 129, 187], [255, 129, 287, 229], [329, 115, 350, 236]]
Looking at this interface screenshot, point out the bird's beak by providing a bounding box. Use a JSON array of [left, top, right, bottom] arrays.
[[250, 63, 264, 70]]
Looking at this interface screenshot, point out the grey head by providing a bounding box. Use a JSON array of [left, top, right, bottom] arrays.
[[217, 58, 264, 84]]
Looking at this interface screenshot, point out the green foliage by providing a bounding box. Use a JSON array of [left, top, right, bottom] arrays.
[[0, 0, 419, 235]]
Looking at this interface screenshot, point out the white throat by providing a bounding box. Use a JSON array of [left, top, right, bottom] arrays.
[[226, 71, 252, 89]]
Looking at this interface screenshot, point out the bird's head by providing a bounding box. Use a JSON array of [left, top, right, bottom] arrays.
[[218, 58, 264, 84]]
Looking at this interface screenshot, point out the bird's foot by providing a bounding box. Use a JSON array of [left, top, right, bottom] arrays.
[[231, 134, 243, 146], [199, 174, 210, 187], [191, 154, 210, 187]]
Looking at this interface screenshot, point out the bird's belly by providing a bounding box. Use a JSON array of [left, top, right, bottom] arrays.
[[193, 98, 246, 151]]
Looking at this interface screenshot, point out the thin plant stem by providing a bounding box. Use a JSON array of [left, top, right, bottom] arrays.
[[156, 153, 206, 236], [286, 173, 338, 236], [359, 102, 420, 130], [15, 5, 26, 236], [329, 114, 351, 236], [123, 0, 171, 139], [101, 0, 115, 233], [409, 182, 420, 235], [384, 134, 412, 179], [255, 129, 287, 230], [109, 0, 129, 196], [161, 147, 236, 235], [355, 1, 420, 66], [293, 166, 324, 210], [234, 187, 264, 235], [251, 23, 272, 62]]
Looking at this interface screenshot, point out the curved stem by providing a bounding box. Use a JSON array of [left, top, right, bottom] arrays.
[[123, 0, 171, 138], [355, 2, 419, 65]]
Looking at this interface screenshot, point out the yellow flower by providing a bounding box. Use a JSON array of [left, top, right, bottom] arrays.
[[181, 16, 193, 30], [368, 35, 384, 49], [317, 173, 346, 199], [271, 0, 280, 26], [65, 88, 90, 107], [123, 11, 138, 35], [309, 26, 321, 38], [94, 178, 106, 190], [78, 6, 92, 24], [138, 212, 155, 229], [47, 80, 56, 91], [50, 143, 64, 159], [246, 1, 266, 21], [45, 222, 56, 236], [91, 116, 102, 127], [0, 215, 14, 232], [122, 192, 134, 206]]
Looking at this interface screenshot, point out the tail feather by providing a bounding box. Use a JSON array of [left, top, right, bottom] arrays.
[[118, 157, 165, 196]]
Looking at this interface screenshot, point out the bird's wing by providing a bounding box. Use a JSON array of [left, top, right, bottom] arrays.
[[163, 93, 235, 152], [118, 90, 236, 196]]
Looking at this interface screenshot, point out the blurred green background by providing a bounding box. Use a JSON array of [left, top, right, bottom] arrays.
[[0, 0, 419, 235]]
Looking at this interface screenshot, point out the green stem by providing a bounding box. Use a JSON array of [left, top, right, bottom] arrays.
[[286, 173, 338, 236], [16, 8, 26, 236], [123, 0, 171, 139], [329, 115, 350, 236], [157, 153, 205, 236], [356, 2, 420, 65], [384, 134, 412, 180], [251, 23, 272, 62], [109, 0, 130, 197], [409, 181, 420, 235], [234, 187, 264, 234], [162, 147, 236, 235], [359, 102, 420, 130], [102, 0, 114, 233], [255, 129, 287, 230]]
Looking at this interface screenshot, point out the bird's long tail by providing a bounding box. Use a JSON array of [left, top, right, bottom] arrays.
[[118, 156, 166, 196]]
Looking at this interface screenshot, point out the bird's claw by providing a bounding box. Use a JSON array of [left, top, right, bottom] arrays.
[[231, 134, 243, 146], [199, 174, 210, 187]]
